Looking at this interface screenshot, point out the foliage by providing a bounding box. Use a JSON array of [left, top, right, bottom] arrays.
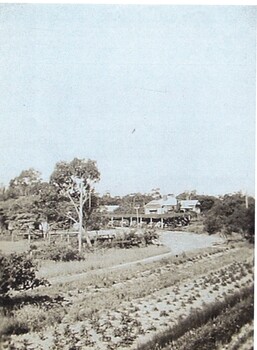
[[50, 158, 100, 194], [176, 190, 197, 200], [86, 209, 109, 230], [114, 193, 154, 214], [0, 160, 103, 241], [0, 315, 29, 336], [204, 213, 223, 235], [0, 253, 47, 295], [0, 297, 65, 337], [197, 195, 217, 212], [50, 158, 100, 249], [0, 196, 40, 233], [34, 182, 71, 227], [33, 243, 85, 261], [6, 168, 42, 199], [204, 193, 254, 241], [99, 194, 122, 206]]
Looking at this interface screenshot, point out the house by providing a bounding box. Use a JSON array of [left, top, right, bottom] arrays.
[[179, 200, 201, 213], [145, 195, 177, 215]]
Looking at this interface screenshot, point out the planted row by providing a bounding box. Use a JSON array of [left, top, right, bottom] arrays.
[[136, 285, 254, 350]]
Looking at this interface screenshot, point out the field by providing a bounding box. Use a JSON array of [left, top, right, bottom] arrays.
[[0, 230, 254, 350]]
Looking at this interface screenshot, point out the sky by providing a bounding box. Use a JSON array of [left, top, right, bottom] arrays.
[[0, 5, 255, 196]]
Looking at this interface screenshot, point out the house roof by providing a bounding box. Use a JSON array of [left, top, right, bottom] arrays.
[[145, 196, 177, 208], [180, 200, 200, 208]]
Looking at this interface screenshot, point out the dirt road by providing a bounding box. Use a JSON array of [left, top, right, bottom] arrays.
[[49, 231, 224, 285], [161, 231, 224, 254]]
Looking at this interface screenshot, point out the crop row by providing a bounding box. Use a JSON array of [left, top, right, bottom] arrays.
[[136, 286, 254, 350], [5, 258, 253, 350]]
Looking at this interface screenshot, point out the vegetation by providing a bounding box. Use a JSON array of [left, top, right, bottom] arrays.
[[0, 240, 253, 349], [48, 158, 100, 251], [0, 253, 47, 296], [204, 193, 254, 242], [136, 286, 254, 350], [0, 158, 254, 349], [33, 243, 85, 262], [0, 160, 254, 246]]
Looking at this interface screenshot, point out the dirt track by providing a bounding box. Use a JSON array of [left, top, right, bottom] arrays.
[[161, 231, 224, 254], [49, 231, 224, 285]]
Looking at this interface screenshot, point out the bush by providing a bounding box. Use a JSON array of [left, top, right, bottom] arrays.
[[0, 315, 29, 336], [203, 194, 255, 241], [0, 253, 47, 295], [34, 243, 84, 261], [15, 304, 64, 332], [204, 214, 223, 235]]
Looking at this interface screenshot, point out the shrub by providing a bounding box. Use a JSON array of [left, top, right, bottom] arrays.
[[204, 214, 223, 235], [34, 243, 84, 261], [0, 253, 47, 295], [0, 315, 29, 336], [15, 304, 64, 332]]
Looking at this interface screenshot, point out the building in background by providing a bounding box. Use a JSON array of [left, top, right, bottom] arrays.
[[145, 195, 177, 215], [179, 200, 201, 214]]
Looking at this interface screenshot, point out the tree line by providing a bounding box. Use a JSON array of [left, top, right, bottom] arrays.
[[0, 159, 254, 247]]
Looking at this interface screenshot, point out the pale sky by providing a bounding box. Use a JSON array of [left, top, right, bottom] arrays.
[[0, 5, 255, 196]]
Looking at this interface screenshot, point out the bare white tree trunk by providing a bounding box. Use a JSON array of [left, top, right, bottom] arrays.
[[78, 187, 83, 253], [77, 183, 92, 252]]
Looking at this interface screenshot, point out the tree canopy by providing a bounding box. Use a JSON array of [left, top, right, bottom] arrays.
[[7, 168, 42, 198], [204, 193, 254, 242]]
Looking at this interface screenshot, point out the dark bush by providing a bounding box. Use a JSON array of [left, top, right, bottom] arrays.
[[34, 243, 84, 261], [203, 194, 255, 242], [204, 214, 223, 235], [0, 253, 47, 295]]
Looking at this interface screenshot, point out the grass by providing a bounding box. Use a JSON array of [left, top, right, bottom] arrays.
[[0, 240, 29, 254], [31, 244, 252, 306], [38, 244, 170, 279]]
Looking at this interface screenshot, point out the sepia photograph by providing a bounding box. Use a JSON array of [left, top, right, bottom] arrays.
[[0, 3, 255, 349]]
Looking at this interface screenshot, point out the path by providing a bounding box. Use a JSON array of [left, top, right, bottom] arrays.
[[48, 231, 224, 285]]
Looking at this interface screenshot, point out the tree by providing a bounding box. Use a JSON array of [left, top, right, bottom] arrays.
[[150, 188, 162, 200], [204, 192, 255, 242], [7, 168, 42, 198], [114, 193, 154, 214], [177, 190, 197, 200], [34, 182, 67, 226], [204, 213, 223, 235], [50, 158, 100, 251], [197, 195, 218, 213], [0, 196, 40, 234]]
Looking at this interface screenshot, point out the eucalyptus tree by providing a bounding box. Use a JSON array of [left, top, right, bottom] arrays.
[[50, 158, 100, 251]]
